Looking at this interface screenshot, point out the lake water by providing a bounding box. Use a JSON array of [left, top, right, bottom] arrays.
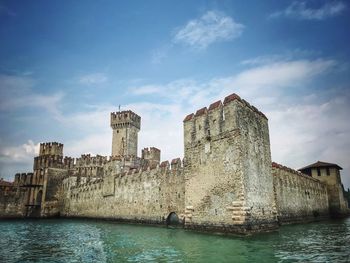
[[1, 218, 349, 262]]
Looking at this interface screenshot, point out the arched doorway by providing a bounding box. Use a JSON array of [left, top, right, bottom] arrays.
[[35, 190, 43, 206], [166, 212, 180, 226]]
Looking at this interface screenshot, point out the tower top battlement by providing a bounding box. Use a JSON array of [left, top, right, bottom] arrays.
[[183, 93, 267, 123], [110, 110, 141, 130], [39, 142, 63, 156], [110, 110, 141, 157]]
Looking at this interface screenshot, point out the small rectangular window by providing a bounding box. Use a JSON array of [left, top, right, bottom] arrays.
[[326, 168, 330, 176], [317, 168, 321, 176]]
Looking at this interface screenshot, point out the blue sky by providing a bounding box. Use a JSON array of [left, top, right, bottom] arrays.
[[0, 0, 350, 188]]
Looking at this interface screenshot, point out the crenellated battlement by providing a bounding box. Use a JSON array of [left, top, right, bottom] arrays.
[[67, 157, 184, 195], [76, 154, 108, 167], [142, 147, 160, 158], [14, 172, 34, 187], [171, 158, 181, 169], [142, 147, 161, 167], [104, 156, 184, 177], [100, 156, 184, 180], [110, 110, 141, 157], [39, 142, 64, 156], [34, 142, 65, 170], [183, 93, 268, 147], [110, 110, 141, 130], [72, 154, 108, 178], [106, 155, 142, 170], [183, 93, 266, 123], [63, 156, 75, 169], [34, 155, 64, 170]]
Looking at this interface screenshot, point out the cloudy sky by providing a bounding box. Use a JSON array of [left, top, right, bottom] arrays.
[[0, 1, 349, 188]]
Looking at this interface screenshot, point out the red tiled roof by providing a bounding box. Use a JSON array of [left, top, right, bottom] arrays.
[[160, 161, 169, 167], [208, 100, 222, 111], [272, 162, 282, 168], [195, 107, 207, 117], [171, 158, 181, 165], [183, 113, 194, 122], [223, 93, 241, 105]]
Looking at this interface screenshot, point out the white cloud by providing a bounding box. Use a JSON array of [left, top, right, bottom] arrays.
[[65, 133, 111, 157], [128, 57, 350, 188], [231, 59, 336, 93], [1, 57, 349, 189], [79, 73, 108, 85], [270, 1, 346, 20], [173, 10, 244, 49], [0, 140, 39, 163], [0, 140, 40, 181], [267, 91, 350, 188], [130, 59, 336, 106], [129, 79, 200, 102], [0, 74, 34, 94], [131, 85, 163, 95], [61, 102, 185, 162], [151, 45, 172, 64], [0, 74, 64, 117], [241, 49, 320, 66]]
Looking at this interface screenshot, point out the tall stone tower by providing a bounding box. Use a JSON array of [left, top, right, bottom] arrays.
[[24, 142, 65, 217], [110, 110, 141, 157], [183, 94, 278, 233]]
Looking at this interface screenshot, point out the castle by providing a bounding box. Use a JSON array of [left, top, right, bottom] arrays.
[[0, 93, 349, 234]]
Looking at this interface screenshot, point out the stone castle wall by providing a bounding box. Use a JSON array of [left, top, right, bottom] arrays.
[[0, 183, 27, 218], [1, 92, 348, 234], [183, 94, 277, 233], [40, 168, 68, 217], [0, 173, 35, 218], [272, 163, 329, 223], [61, 159, 184, 224]]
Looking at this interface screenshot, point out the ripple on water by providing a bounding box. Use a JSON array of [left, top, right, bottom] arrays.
[[0, 218, 349, 263]]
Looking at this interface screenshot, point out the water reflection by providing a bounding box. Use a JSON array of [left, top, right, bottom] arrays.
[[0, 218, 349, 263]]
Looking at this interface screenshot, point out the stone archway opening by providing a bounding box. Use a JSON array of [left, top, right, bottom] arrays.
[[166, 212, 180, 226]]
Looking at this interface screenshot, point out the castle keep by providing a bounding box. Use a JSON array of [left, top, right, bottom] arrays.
[[0, 93, 349, 234]]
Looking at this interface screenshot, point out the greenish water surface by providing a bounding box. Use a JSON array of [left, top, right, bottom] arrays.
[[0, 218, 349, 262]]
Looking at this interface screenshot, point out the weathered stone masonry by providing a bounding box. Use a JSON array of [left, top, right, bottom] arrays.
[[183, 95, 277, 232], [62, 160, 184, 224], [272, 162, 329, 223], [1, 93, 349, 234]]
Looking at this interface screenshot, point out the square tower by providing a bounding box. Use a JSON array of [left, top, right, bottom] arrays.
[[183, 94, 277, 233], [299, 161, 349, 216], [110, 110, 141, 157]]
